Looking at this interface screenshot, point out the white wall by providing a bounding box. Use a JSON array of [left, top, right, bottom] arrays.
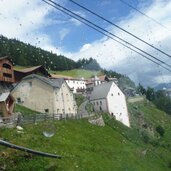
[[12, 78, 77, 115], [53, 82, 77, 115], [90, 82, 130, 127], [107, 83, 130, 127], [12, 78, 54, 114]]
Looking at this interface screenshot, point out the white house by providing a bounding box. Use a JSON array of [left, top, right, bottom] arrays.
[[11, 74, 77, 116], [90, 81, 130, 127], [51, 74, 87, 94], [65, 78, 87, 94]]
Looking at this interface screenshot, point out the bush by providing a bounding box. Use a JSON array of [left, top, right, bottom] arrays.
[[168, 162, 171, 169], [156, 125, 165, 137], [75, 94, 86, 107], [141, 131, 150, 144]]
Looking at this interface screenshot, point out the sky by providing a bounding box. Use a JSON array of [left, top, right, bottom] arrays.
[[0, 0, 171, 87]]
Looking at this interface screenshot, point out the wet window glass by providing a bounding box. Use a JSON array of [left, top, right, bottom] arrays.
[[0, 0, 171, 170]]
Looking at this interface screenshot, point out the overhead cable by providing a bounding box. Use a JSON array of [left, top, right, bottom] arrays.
[[68, 0, 171, 59], [42, 0, 171, 71], [42, 0, 171, 72], [118, 0, 171, 32]]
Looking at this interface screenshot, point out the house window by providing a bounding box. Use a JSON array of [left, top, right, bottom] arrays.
[[118, 92, 120, 96], [111, 93, 113, 96], [100, 101, 102, 105], [3, 63, 11, 69], [99, 106, 102, 111], [29, 81, 32, 87], [96, 101, 99, 105], [3, 73, 12, 78], [44, 109, 49, 113], [17, 98, 21, 103]]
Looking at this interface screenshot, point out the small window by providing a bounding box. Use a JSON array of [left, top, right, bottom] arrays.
[[3, 63, 11, 69], [100, 101, 102, 105], [118, 92, 120, 96], [111, 93, 113, 96], [17, 98, 21, 103], [29, 81, 32, 87], [96, 101, 99, 105], [44, 109, 49, 113], [3, 73, 12, 78]]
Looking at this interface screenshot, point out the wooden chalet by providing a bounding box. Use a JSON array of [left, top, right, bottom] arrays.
[[0, 92, 15, 118], [14, 65, 51, 82], [0, 56, 14, 83]]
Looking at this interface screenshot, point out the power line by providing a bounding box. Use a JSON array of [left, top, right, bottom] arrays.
[[118, 0, 171, 32], [67, 0, 171, 59], [42, 0, 171, 72], [42, 0, 171, 70]]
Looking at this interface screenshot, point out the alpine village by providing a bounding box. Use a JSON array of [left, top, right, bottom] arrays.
[[0, 36, 171, 171]]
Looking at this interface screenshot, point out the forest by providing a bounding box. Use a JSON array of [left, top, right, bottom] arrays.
[[0, 35, 101, 71]]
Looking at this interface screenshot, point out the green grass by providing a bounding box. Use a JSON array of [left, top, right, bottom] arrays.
[[1, 103, 171, 170], [75, 94, 86, 107], [14, 104, 40, 116], [49, 69, 102, 78], [128, 101, 171, 147], [14, 66, 102, 78]]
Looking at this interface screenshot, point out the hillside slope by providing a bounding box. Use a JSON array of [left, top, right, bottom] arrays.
[[50, 69, 102, 78], [1, 101, 171, 171]]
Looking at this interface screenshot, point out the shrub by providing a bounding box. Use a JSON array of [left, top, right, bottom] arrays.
[[156, 125, 165, 137], [168, 162, 171, 169], [141, 131, 150, 144]]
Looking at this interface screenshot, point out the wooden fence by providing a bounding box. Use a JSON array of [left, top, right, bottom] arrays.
[[0, 113, 94, 128]]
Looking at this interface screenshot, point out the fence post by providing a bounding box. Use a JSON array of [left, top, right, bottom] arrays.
[[33, 115, 36, 124]]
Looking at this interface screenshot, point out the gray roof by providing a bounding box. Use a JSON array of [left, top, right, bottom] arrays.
[[90, 81, 113, 100], [0, 92, 10, 102], [0, 83, 13, 93], [22, 74, 64, 88]]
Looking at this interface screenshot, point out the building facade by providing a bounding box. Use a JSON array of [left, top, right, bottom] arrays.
[[65, 78, 87, 94], [90, 81, 130, 127], [0, 56, 14, 83], [12, 74, 77, 116]]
